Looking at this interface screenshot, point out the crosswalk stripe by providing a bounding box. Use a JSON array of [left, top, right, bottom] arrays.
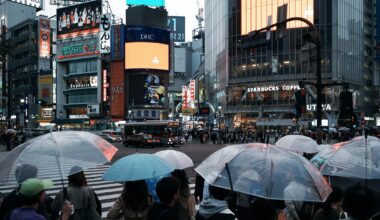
[[0, 152, 196, 220]]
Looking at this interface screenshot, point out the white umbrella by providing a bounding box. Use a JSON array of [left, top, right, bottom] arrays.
[[275, 135, 319, 154], [154, 149, 194, 170], [317, 144, 331, 152]]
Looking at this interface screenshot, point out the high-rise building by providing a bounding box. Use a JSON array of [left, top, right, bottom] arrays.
[[205, 0, 376, 129]]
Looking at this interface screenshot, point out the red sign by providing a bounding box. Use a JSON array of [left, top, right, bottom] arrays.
[[189, 80, 195, 101], [103, 69, 107, 102], [182, 86, 188, 108]]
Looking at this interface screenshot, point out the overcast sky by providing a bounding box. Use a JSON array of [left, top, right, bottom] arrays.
[[39, 0, 204, 42]]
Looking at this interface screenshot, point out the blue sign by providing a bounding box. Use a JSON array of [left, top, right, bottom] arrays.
[[125, 25, 170, 43], [111, 24, 125, 60], [126, 0, 164, 7]]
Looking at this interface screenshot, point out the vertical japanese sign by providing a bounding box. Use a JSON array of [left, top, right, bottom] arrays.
[[100, 13, 111, 54], [103, 69, 108, 101], [182, 86, 188, 108], [39, 17, 51, 58], [189, 80, 195, 102]]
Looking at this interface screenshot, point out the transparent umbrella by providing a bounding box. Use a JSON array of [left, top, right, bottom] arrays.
[[276, 135, 319, 154], [195, 143, 331, 202], [0, 131, 118, 185], [311, 136, 380, 179]]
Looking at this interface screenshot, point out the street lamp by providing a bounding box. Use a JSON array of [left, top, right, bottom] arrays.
[[59, 111, 63, 131]]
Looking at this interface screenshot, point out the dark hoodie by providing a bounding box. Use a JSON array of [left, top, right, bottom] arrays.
[[195, 197, 235, 220]]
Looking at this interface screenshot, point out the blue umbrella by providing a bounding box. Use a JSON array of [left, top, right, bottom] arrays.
[[103, 153, 175, 181]]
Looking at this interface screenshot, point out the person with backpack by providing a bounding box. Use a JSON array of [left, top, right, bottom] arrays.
[[146, 177, 180, 220], [51, 166, 101, 220]]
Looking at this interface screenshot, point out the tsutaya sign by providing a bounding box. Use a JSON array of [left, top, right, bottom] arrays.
[[247, 85, 300, 92], [307, 104, 332, 111]]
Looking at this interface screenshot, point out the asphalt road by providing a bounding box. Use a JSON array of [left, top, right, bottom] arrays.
[[110, 140, 226, 179]]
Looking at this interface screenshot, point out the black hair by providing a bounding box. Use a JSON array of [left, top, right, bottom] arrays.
[[171, 169, 189, 197], [322, 186, 343, 216], [343, 183, 374, 220], [122, 180, 149, 212], [68, 171, 87, 187], [21, 191, 44, 206], [248, 198, 276, 220], [208, 185, 230, 200], [156, 177, 180, 205]]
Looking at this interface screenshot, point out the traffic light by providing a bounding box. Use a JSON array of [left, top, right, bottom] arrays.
[[295, 89, 306, 116]]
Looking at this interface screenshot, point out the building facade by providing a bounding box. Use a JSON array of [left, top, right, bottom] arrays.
[[205, 0, 376, 129]]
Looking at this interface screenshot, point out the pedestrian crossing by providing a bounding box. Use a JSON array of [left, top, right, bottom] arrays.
[[0, 152, 196, 219]]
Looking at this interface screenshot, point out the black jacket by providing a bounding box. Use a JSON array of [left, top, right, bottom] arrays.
[[195, 212, 235, 220], [146, 203, 179, 220]]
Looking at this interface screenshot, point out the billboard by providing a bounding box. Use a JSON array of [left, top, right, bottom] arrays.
[[57, 38, 99, 60], [126, 0, 164, 7], [168, 16, 185, 42], [125, 6, 167, 29], [38, 17, 51, 58], [57, 0, 102, 39], [241, 0, 314, 35], [126, 26, 170, 43], [144, 74, 165, 106], [99, 13, 111, 54], [110, 61, 125, 118], [111, 25, 125, 60], [125, 42, 169, 71]]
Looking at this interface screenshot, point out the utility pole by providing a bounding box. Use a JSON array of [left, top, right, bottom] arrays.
[[246, 17, 322, 144]]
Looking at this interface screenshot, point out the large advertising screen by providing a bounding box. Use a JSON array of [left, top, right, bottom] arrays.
[[126, 0, 164, 7], [126, 26, 170, 43], [125, 42, 169, 71], [39, 17, 51, 58], [144, 74, 165, 106], [241, 0, 314, 35], [57, 0, 102, 39]]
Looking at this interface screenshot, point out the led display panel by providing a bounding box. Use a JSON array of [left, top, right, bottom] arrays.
[[125, 42, 169, 71], [241, 0, 314, 35]]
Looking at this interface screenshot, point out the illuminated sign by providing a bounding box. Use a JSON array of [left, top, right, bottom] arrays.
[[247, 85, 300, 92], [182, 86, 188, 108], [189, 80, 195, 101], [126, 0, 165, 7], [126, 26, 170, 43], [125, 42, 169, 71], [57, 0, 102, 39], [241, 0, 314, 35], [103, 69, 108, 102], [307, 104, 332, 111], [68, 76, 97, 88], [39, 18, 51, 58], [99, 13, 111, 54], [57, 39, 99, 60]]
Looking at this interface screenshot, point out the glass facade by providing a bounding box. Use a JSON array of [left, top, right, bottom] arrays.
[[206, 0, 375, 128]]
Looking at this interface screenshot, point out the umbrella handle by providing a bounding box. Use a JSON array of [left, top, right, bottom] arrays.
[[225, 163, 234, 192]]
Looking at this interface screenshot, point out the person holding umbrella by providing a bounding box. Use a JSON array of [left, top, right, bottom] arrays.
[[51, 166, 101, 220], [107, 180, 153, 220]]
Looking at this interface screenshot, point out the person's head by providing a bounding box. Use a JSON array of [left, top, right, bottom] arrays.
[[15, 164, 38, 184], [248, 198, 276, 220], [156, 176, 180, 205], [323, 186, 343, 215], [19, 178, 53, 206], [208, 185, 230, 200], [343, 183, 374, 220], [68, 166, 87, 187], [122, 180, 149, 212], [171, 169, 189, 195]]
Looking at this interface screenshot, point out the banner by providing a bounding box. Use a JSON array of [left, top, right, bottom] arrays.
[[99, 13, 111, 54], [57, 0, 102, 39], [39, 17, 51, 58]]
